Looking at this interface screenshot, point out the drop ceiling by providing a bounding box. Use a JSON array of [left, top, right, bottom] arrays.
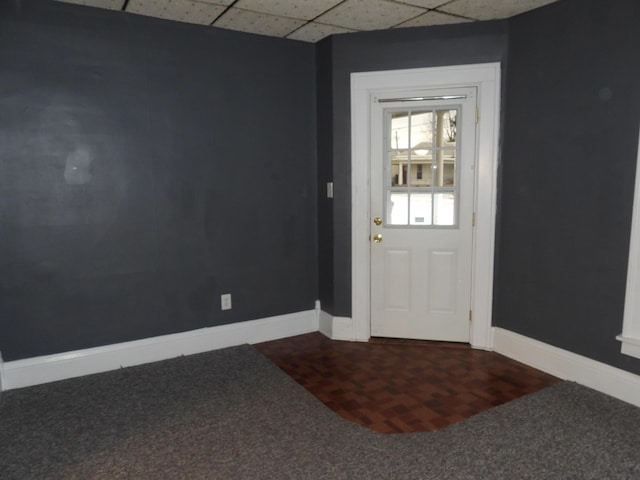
[[55, 0, 560, 43]]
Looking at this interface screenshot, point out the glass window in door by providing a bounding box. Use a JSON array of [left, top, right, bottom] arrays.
[[386, 108, 458, 227]]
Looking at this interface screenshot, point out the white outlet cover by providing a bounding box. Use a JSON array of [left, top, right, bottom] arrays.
[[221, 294, 232, 310]]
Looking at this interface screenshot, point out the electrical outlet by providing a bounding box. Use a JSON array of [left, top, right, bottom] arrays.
[[220, 293, 232, 310]]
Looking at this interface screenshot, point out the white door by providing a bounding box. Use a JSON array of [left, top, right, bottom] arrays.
[[370, 87, 477, 342]]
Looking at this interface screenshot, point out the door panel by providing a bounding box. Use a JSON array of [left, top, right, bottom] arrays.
[[384, 249, 411, 311], [370, 88, 476, 342], [429, 250, 457, 314]]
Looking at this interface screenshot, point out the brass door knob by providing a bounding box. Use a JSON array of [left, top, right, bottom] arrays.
[[373, 233, 383, 243], [373, 217, 382, 226]]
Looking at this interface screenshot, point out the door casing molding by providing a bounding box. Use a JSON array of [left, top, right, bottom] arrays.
[[618, 125, 640, 359], [350, 63, 501, 349]]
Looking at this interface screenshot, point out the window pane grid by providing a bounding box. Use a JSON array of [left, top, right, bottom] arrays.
[[386, 107, 459, 227]]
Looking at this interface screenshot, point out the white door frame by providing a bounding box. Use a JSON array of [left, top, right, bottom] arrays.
[[618, 125, 640, 359], [350, 63, 501, 349]]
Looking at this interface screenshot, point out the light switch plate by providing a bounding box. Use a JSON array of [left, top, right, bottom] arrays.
[[327, 182, 334, 198]]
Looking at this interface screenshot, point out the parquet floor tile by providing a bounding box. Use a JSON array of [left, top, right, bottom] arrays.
[[254, 332, 560, 434]]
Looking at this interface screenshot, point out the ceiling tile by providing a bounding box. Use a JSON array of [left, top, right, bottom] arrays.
[[56, 0, 563, 42], [438, 0, 559, 21], [396, 10, 472, 28], [214, 8, 306, 38], [287, 22, 355, 43], [315, 0, 426, 31], [55, 0, 125, 10], [233, 0, 343, 21], [127, 0, 227, 25]]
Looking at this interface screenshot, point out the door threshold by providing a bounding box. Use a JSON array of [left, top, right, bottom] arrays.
[[369, 337, 471, 349]]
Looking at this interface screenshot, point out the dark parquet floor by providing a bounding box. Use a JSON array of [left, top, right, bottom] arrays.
[[254, 332, 560, 434]]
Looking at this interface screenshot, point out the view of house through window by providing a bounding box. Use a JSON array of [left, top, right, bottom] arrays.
[[386, 108, 458, 226]]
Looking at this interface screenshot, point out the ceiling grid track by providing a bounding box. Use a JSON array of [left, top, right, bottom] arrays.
[[57, 0, 561, 43]]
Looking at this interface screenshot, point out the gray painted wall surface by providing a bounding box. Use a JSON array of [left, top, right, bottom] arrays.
[[316, 22, 508, 317], [495, 0, 640, 374], [315, 40, 335, 314], [2, 0, 640, 378], [317, 0, 640, 376], [0, 0, 317, 360]]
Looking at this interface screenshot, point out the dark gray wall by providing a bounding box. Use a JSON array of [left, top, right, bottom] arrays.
[[495, 0, 640, 374], [316, 39, 334, 314], [316, 0, 640, 376], [316, 22, 508, 317], [0, 0, 317, 361], [3, 0, 640, 379]]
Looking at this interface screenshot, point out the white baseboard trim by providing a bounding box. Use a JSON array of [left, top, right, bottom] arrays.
[[493, 327, 640, 408], [617, 334, 640, 359], [317, 310, 355, 341], [332, 316, 354, 341], [0, 353, 4, 392], [318, 309, 333, 338], [1, 308, 319, 391]]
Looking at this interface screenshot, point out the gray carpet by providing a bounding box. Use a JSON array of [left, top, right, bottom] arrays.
[[0, 345, 639, 479]]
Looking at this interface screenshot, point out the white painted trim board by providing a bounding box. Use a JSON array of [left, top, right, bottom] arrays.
[[493, 327, 640, 408], [619, 125, 640, 359], [318, 309, 333, 339], [1, 307, 319, 391], [350, 63, 500, 348], [318, 311, 355, 341]]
